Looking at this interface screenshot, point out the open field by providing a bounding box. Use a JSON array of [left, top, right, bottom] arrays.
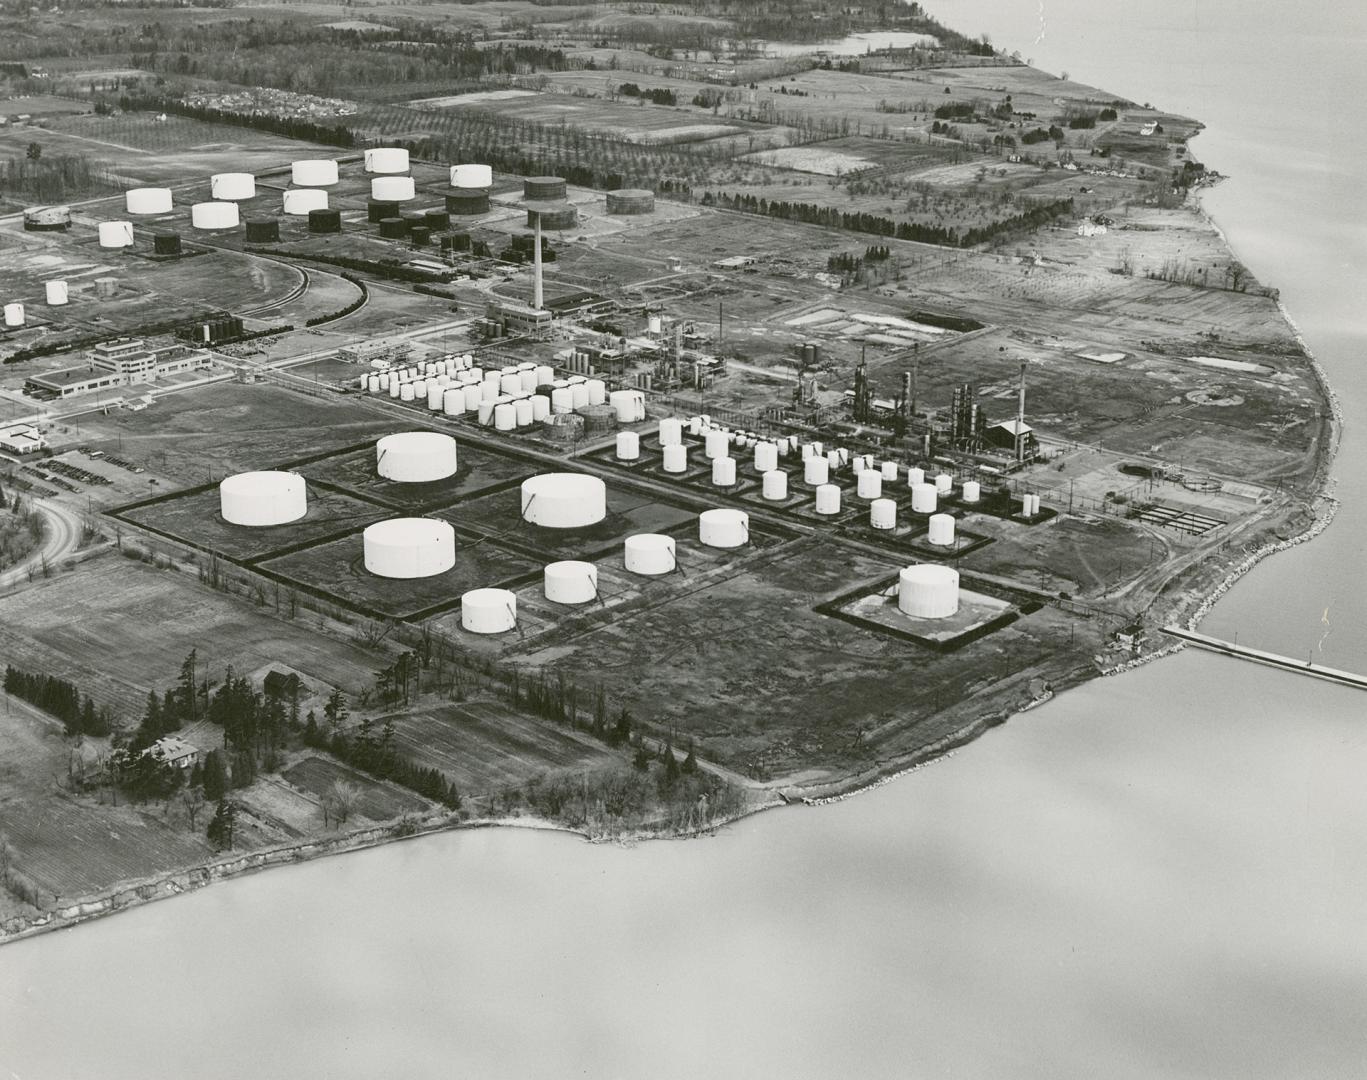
[[280, 756, 431, 821], [299, 440, 535, 511]]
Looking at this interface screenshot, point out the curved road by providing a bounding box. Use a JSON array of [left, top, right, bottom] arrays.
[[0, 497, 85, 591]]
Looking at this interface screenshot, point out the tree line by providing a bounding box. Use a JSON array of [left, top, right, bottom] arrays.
[[3, 666, 112, 737]]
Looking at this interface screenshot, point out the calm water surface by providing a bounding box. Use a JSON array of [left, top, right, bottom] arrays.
[[4, 3, 1367, 1077]]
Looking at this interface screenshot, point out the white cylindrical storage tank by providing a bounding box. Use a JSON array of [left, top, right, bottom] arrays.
[[658, 417, 683, 446], [663, 444, 687, 473], [364, 518, 455, 579], [499, 372, 521, 396], [1024, 493, 1041, 516], [283, 188, 328, 215], [450, 163, 492, 189], [801, 443, 815, 461], [544, 560, 598, 605], [712, 456, 736, 487], [934, 473, 953, 495], [480, 382, 500, 404], [762, 470, 788, 501], [98, 221, 134, 248], [191, 201, 239, 230], [369, 375, 382, 394], [125, 187, 173, 215], [44, 280, 68, 306], [827, 450, 841, 471], [551, 386, 575, 414], [961, 480, 981, 504], [292, 159, 339, 187], [880, 461, 899, 482], [753, 442, 778, 474], [400, 383, 415, 402], [462, 384, 483, 411], [804, 457, 829, 486], [908, 467, 925, 487], [699, 508, 748, 549], [477, 401, 495, 426], [459, 588, 516, 634], [898, 564, 960, 619], [911, 483, 938, 514], [534, 364, 555, 386], [705, 429, 729, 461], [388, 381, 401, 398], [3, 303, 24, 328], [586, 379, 606, 406], [376, 431, 458, 483], [426, 383, 445, 410], [870, 498, 897, 530], [688, 416, 704, 436], [521, 474, 606, 528], [857, 471, 882, 500], [513, 398, 534, 427], [518, 368, 539, 392], [928, 513, 956, 546], [625, 533, 676, 576], [852, 457, 865, 474], [616, 431, 640, 460], [531, 395, 551, 422], [218, 471, 307, 527], [610, 390, 645, 423], [494, 402, 516, 431], [371, 176, 415, 202], [815, 484, 841, 515], [570, 383, 590, 410], [810, 441, 824, 455], [366, 147, 410, 174], [210, 173, 255, 200], [443, 388, 466, 416]]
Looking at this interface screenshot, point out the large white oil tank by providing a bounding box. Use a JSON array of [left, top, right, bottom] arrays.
[[550, 386, 574, 414], [544, 560, 598, 605], [283, 188, 328, 215], [663, 445, 688, 473], [44, 280, 68, 306], [659, 417, 683, 446], [762, 470, 788, 501], [804, 457, 830, 486], [857, 471, 882, 500], [125, 187, 173, 215], [870, 498, 897, 530], [911, 483, 938, 514], [371, 176, 415, 202], [610, 390, 645, 423], [705, 430, 729, 460], [219, 470, 307, 527], [364, 518, 455, 578], [616, 431, 640, 460], [928, 513, 956, 546], [376, 431, 458, 483], [699, 508, 749, 549], [98, 221, 134, 248], [3, 303, 25, 328], [210, 172, 256, 200], [451, 163, 493, 189], [624, 533, 675, 575], [753, 442, 778, 474], [191, 201, 239, 230], [880, 461, 899, 483], [521, 473, 606, 528], [934, 473, 953, 495], [460, 588, 517, 634], [815, 484, 841, 515], [292, 159, 339, 187], [586, 379, 606, 406], [962, 480, 981, 504], [365, 147, 410, 174], [898, 564, 960, 619], [712, 457, 736, 487]]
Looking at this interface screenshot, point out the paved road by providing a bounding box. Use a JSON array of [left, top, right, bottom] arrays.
[[0, 497, 85, 591]]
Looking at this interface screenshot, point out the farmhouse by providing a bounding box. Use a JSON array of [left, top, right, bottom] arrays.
[[147, 735, 200, 770]]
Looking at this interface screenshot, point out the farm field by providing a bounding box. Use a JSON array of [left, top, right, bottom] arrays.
[[280, 756, 432, 822]]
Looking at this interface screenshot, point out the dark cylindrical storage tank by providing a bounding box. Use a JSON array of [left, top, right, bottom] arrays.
[[439, 235, 453, 251], [423, 209, 450, 231], [450, 233, 471, 252], [153, 231, 182, 255], [410, 226, 431, 247], [401, 210, 425, 230], [606, 188, 655, 215], [378, 217, 406, 239], [308, 208, 342, 234], [524, 176, 566, 201], [244, 217, 280, 243], [368, 199, 401, 223], [528, 205, 577, 231], [445, 190, 490, 216]]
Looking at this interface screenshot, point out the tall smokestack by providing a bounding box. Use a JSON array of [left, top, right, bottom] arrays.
[[901, 371, 911, 419], [1016, 361, 1027, 462], [532, 213, 544, 311]]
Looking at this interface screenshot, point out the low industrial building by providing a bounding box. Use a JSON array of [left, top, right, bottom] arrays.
[[0, 423, 47, 455], [24, 338, 211, 399]]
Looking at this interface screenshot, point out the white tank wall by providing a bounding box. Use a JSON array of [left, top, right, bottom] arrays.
[[376, 432, 458, 483], [365, 147, 410, 174], [616, 431, 640, 460], [44, 280, 67, 306], [762, 470, 788, 501], [461, 588, 517, 634], [98, 221, 134, 248], [283, 188, 328, 215], [934, 473, 953, 494], [364, 518, 455, 578], [962, 480, 981, 503], [711, 456, 736, 486], [698, 508, 748, 548], [898, 565, 960, 619], [908, 467, 925, 486], [219, 471, 307, 526], [870, 498, 896, 530], [815, 484, 841, 515], [663, 444, 687, 473], [928, 513, 956, 546], [3, 303, 24, 327], [754, 442, 778, 473], [804, 457, 829, 486], [659, 417, 683, 446], [125, 187, 173, 215], [857, 471, 882, 499], [210, 173, 256, 200], [371, 176, 416, 201], [880, 461, 899, 482], [292, 159, 339, 187], [610, 390, 645, 423], [624, 534, 675, 575], [544, 560, 598, 604], [451, 163, 493, 189], [191, 201, 239, 230], [911, 483, 938, 514], [521, 474, 606, 528]]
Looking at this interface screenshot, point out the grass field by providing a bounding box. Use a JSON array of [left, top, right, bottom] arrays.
[[299, 440, 535, 512], [281, 756, 431, 822]]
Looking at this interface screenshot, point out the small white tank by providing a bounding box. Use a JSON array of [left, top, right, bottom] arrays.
[[857, 471, 882, 500], [712, 456, 737, 487], [908, 467, 926, 487], [514, 399, 534, 427], [3, 303, 25, 328], [870, 498, 897, 530], [519, 368, 539, 392], [852, 457, 865, 474], [934, 473, 953, 495], [450, 163, 492, 188], [1023, 493, 1041, 517], [191, 201, 239, 230], [399, 383, 415, 402], [499, 372, 521, 396], [543, 560, 598, 605], [688, 416, 704, 436], [43, 280, 68, 306], [911, 483, 938, 514], [462, 384, 483, 411], [531, 395, 551, 422], [961, 480, 981, 503], [551, 386, 574, 414], [699, 508, 749, 548], [371, 176, 415, 202], [827, 450, 842, 471], [494, 402, 516, 431], [443, 388, 466, 415], [753, 442, 778, 473], [624, 533, 676, 575], [804, 457, 830, 486], [291, 159, 339, 187], [426, 383, 444, 410], [586, 379, 606, 406], [815, 484, 842, 515], [125, 187, 173, 215], [460, 588, 517, 634], [762, 470, 788, 501], [801, 443, 815, 462], [928, 513, 956, 546], [880, 461, 899, 482], [283, 188, 328, 215], [663, 444, 688, 473], [365, 147, 410, 174], [616, 431, 640, 460], [535, 364, 555, 385], [98, 221, 134, 248], [570, 383, 590, 410], [210, 172, 256, 200], [658, 417, 683, 446], [705, 429, 729, 460]]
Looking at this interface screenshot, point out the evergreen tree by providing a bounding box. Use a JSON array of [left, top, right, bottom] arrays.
[[201, 748, 228, 800], [206, 800, 236, 850]]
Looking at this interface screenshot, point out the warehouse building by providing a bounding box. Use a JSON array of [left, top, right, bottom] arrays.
[[25, 338, 211, 399]]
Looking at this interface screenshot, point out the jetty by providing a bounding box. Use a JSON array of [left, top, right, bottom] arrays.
[[1161, 627, 1367, 691]]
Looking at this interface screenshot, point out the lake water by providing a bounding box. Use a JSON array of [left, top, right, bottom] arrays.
[[5, 4, 1367, 1077], [763, 32, 941, 57]]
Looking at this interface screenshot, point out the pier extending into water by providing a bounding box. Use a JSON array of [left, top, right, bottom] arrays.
[[1161, 627, 1367, 691]]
